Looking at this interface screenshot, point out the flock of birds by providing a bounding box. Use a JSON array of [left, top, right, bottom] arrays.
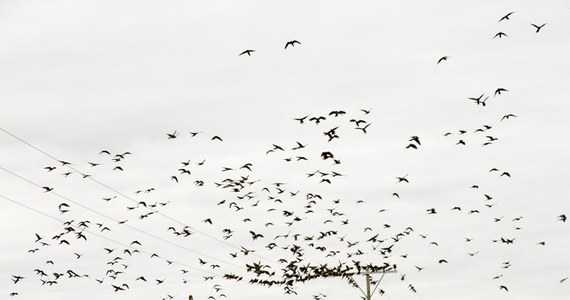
[[2, 8, 568, 300]]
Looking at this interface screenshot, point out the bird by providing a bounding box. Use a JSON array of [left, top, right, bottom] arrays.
[[494, 87, 508, 96], [501, 113, 517, 121], [211, 136, 223, 142], [468, 94, 487, 106], [58, 160, 71, 166], [309, 116, 326, 124], [292, 141, 307, 150], [166, 131, 178, 139], [239, 49, 255, 56], [396, 175, 409, 183], [558, 214, 567, 222], [284, 40, 301, 49], [499, 285, 509, 291], [409, 136, 421, 145], [355, 123, 371, 133], [34, 233, 43, 242], [499, 12, 514, 22], [293, 115, 309, 124], [493, 32, 508, 39], [437, 56, 449, 64], [531, 23, 546, 33]]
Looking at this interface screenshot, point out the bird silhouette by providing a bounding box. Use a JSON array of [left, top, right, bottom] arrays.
[[498, 12, 514, 22], [437, 56, 449, 64], [239, 49, 255, 56], [494, 87, 508, 96], [166, 131, 178, 139], [493, 32, 508, 39], [284, 40, 301, 49], [531, 23, 546, 33], [501, 113, 517, 121]]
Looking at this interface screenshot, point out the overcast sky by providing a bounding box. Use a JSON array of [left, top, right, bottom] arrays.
[[1, 1, 569, 300]]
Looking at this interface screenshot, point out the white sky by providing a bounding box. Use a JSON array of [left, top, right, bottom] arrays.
[[1, 1, 569, 300]]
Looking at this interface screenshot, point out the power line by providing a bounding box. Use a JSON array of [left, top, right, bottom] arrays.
[[0, 164, 244, 270], [0, 192, 223, 277], [0, 126, 281, 266]]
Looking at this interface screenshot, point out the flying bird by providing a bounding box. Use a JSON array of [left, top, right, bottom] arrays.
[[501, 113, 517, 121], [239, 49, 255, 56], [396, 175, 409, 183], [531, 23, 546, 33], [437, 56, 449, 64], [494, 87, 508, 96], [166, 131, 178, 139], [309, 116, 326, 124], [284, 40, 301, 49], [499, 11, 514, 22], [493, 32, 508, 39]]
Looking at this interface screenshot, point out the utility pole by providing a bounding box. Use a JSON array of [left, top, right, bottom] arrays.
[[347, 270, 397, 300]]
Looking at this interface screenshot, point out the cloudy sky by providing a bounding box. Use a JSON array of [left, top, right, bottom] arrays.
[[1, 1, 569, 299]]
